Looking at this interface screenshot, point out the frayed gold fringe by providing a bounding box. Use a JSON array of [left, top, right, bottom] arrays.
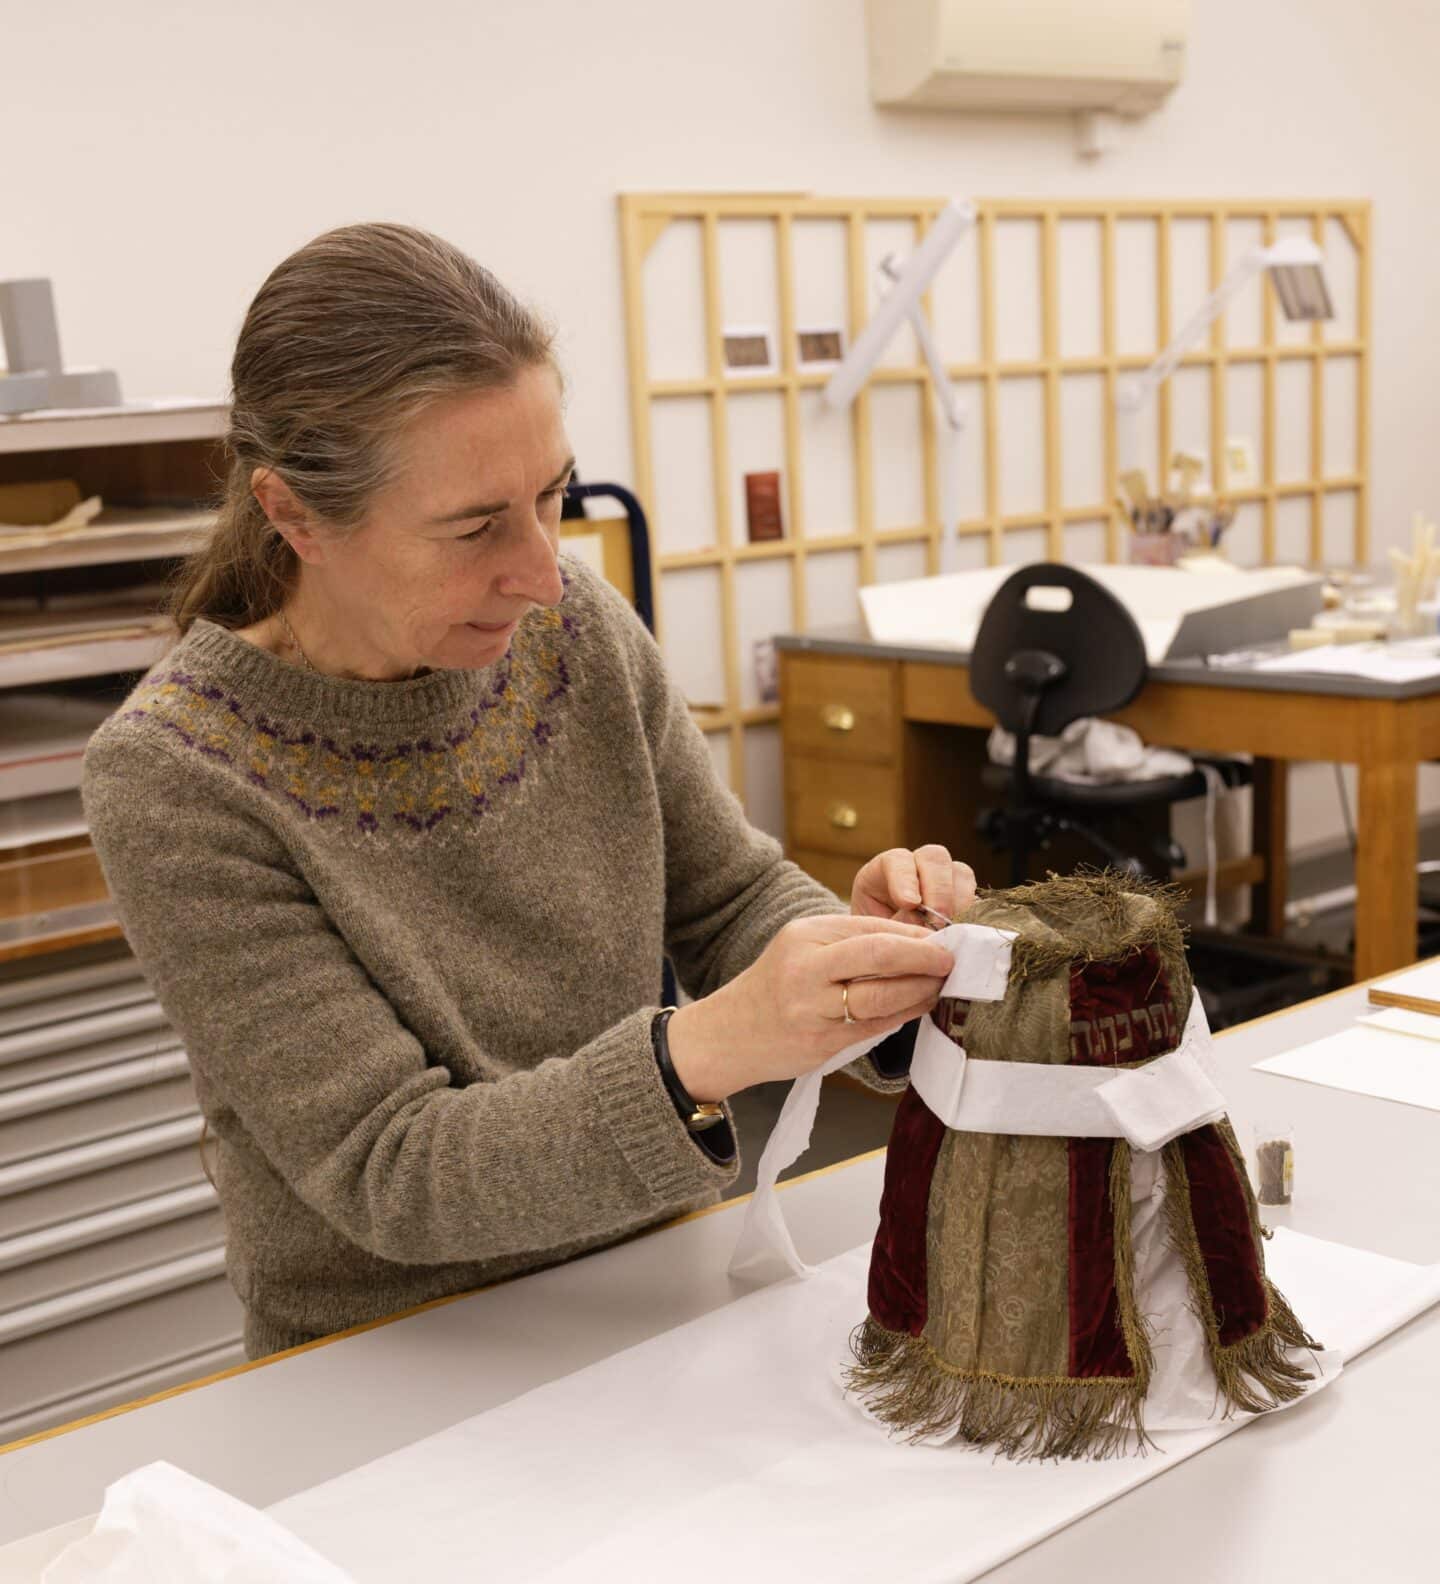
[[975, 867, 1189, 985], [842, 1320, 1151, 1462], [1159, 1137, 1322, 1415], [1109, 1138, 1154, 1397]]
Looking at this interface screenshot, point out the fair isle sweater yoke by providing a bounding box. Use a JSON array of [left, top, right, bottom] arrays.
[[80, 556, 901, 1359]]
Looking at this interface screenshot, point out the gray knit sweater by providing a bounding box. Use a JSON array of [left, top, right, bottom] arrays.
[[80, 556, 900, 1359]]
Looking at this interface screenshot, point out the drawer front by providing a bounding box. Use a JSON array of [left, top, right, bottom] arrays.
[[0, 1335, 245, 1450], [0, 1027, 184, 1096], [0, 1071, 198, 1170], [0, 946, 144, 1015], [0, 998, 168, 1072], [781, 655, 898, 764], [1, 1136, 207, 1241], [0, 1202, 225, 1314], [0, 966, 151, 1035], [0, 1270, 242, 1438], [787, 758, 902, 858], [789, 849, 862, 903]]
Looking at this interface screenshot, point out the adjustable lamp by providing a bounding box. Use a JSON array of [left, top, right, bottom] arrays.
[[1115, 235, 1334, 481], [823, 200, 978, 574]]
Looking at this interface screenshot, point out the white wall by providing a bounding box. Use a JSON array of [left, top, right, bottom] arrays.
[[9, 0, 1440, 861]]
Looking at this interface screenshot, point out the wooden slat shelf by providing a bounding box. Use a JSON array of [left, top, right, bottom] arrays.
[[0, 632, 171, 693], [0, 833, 119, 965], [0, 508, 215, 576], [0, 402, 226, 456]]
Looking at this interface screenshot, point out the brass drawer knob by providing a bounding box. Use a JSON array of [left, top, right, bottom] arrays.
[[828, 802, 859, 831], [821, 703, 856, 733]]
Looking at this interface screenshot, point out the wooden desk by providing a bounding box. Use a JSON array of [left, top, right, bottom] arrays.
[[778, 628, 1440, 982], [1, 979, 1437, 1579]]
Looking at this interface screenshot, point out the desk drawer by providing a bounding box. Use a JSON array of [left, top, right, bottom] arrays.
[[781, 655, 898, 764], [790, 849, 862, 902], [787, 758, 902, 858]]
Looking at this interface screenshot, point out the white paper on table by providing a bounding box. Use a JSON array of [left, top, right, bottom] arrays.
[[727, 922, 1014, 1283], [1254, 1024, 1440, 1112], [40, 1460, 355, 1583], [858, 564, 1317, 666], [1250, 644, 1440, 682], [267, 1230, 1440, 1584]]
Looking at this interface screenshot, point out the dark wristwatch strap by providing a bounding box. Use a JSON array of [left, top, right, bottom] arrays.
[[651, 1007, 736, 1165]]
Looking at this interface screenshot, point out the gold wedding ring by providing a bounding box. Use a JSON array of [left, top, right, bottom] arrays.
[[841, 981, 858, 1025]]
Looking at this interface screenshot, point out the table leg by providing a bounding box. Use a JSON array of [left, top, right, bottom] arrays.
[[1249, 758, 1290, 938], [1354, 757, 1419, 980]]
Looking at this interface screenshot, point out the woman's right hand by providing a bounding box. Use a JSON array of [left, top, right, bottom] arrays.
[[664, 915, 955, 1103]]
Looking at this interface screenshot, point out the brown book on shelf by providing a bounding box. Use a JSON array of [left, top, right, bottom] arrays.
[[744, 471, 784, 542], [1367, 960, 1440, 1016]]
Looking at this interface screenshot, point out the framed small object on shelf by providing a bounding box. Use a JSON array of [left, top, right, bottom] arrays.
[[796, 324, 845, 370], [722, 325, 776, 377], [744, 470, 784, 543]]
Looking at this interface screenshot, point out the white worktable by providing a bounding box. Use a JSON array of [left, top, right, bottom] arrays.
[[2, 981, 1438, 1580]]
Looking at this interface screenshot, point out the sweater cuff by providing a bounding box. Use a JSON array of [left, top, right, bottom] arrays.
[[839, 1018, 918, 1096], [583, 1008, 740, 1202]]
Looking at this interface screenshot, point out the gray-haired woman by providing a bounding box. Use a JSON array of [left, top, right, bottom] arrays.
[[81, 223, 973, 1360]]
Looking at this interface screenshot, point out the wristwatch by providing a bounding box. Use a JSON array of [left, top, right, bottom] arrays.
[[651, 1006, 727, 1131]]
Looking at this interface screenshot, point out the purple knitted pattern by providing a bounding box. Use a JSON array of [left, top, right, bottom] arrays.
[[116, 603, 580, 836]]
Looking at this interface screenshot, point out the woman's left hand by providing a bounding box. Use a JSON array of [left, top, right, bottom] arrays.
[[851, 844, 976, 923]]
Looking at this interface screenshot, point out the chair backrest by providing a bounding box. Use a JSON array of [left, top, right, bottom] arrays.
[[561, 480, 657, 635], [969, 563, 1147, 737]]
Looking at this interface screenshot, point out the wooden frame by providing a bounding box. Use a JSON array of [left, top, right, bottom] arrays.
[[619, 193, 1372, 797]]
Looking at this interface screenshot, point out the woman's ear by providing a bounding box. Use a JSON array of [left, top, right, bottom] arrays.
[[251, 467, 323, 561]]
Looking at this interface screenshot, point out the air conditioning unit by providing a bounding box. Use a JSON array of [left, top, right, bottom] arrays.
[[866, 0, 1190, 117]]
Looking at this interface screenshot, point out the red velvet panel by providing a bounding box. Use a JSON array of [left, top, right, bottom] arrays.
[[1068, 947, 1177, 1066], [1179, 1124, 1268, 1346], [867, 1080, 950, 1336], [1067, 1137, 1133, 1378]]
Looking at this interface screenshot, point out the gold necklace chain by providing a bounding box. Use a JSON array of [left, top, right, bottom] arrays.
[[275, 608, 317, 673], [273, 608, 432, 681]]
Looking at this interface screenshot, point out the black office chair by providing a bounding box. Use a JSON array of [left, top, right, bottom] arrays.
[[971, 563, 1249, 887]]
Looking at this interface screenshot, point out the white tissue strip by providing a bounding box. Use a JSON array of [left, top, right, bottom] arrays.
[[909, 1012, 969, 1123], [936, 922, 1016, 1001], [728, 924, 1015, 1282], [911, 989, 1226, 1146]]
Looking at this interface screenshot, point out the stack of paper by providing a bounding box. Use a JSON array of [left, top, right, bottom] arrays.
[[1368, 960, 1440, 1016]]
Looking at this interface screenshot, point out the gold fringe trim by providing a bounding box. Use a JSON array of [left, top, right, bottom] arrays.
[[975, 868, 1189, 985], [1159, 1135, 1323, 1415], [1108, 1138, 1154, 1399], [842, 1320, 1150, 1462]]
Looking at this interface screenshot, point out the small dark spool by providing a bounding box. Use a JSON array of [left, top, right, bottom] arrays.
[[1256, 1138, 1292, 1206]]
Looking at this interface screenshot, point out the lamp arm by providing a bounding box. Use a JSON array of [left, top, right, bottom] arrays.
[[909, 302, 964, 431], [823, 199, 977, 411], [1118, 245, 1269, 413], [875, 250, 965, 430]]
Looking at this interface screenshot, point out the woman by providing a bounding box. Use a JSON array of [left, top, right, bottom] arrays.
[[80, 222, 974, 1361]]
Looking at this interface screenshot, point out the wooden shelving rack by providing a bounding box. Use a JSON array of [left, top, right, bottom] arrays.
[[0, 401, 227, 965], [619, 193, 1371, 802]]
